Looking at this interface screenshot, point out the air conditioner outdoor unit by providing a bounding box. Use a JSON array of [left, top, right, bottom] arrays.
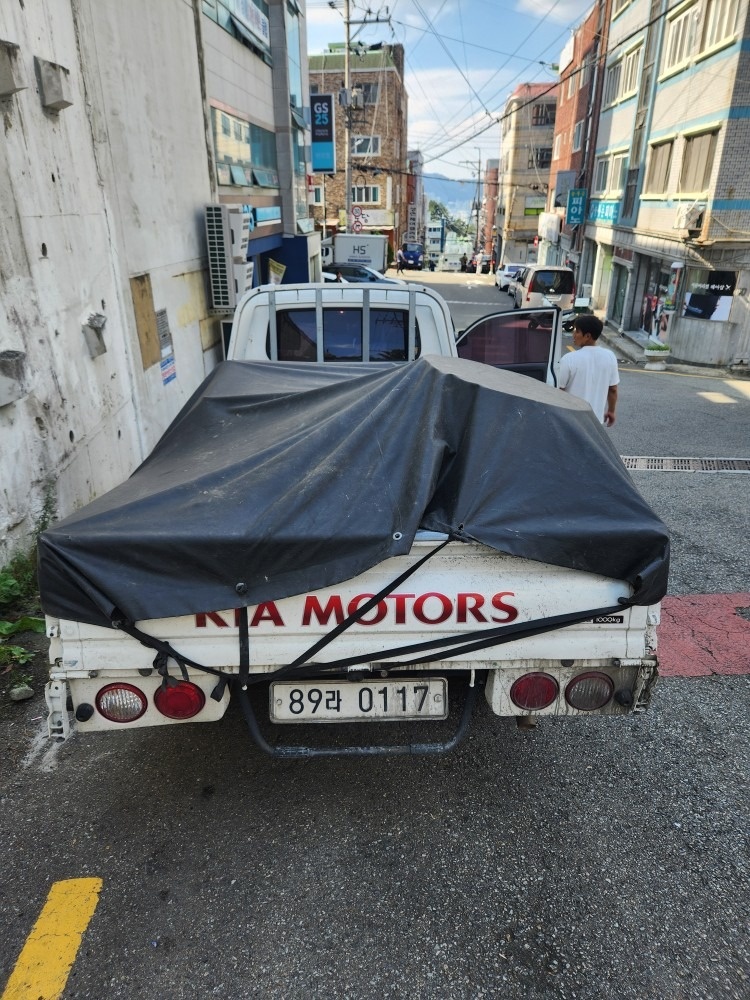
[[205, 205, 251, 311], [673, 201, 705, 231]]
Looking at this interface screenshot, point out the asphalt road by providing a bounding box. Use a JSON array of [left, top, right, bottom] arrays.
[[2, 273, 748, 1000]]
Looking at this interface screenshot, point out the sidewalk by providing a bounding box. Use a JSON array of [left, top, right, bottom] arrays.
[[598, 320, 749, 379]]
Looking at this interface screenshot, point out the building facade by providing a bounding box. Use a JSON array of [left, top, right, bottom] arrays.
[[585, 0, 750, 366], [544, 2, 610, 276], [497, 82, 560, 265], [308, 43, 409, 251], [0, 0, 316, 563]]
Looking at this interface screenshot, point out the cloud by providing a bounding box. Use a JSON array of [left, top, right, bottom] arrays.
[[514, 0, 593, 26]]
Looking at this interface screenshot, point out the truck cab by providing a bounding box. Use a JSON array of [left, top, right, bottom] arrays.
[[226, 283, 562, 384], [401, 242, 424, 270]]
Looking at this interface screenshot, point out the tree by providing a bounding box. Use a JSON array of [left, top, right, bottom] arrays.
[[429, 199, 472, 240]]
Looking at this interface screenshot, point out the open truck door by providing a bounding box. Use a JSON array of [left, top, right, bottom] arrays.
[[455, 307, 561, 385]]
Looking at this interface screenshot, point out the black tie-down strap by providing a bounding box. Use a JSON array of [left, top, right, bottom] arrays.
[[112, 616, 233, 701], [111, 540, 452, 700], [257, 599, 634, 684]]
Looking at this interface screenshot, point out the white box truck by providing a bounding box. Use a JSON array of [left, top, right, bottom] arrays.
[[333, 233, 389, 272]]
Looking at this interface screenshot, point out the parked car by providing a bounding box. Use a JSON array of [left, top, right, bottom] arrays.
[[323, 264, 405, 285], [495, 263, 523, 292], [507, 265, 529, 301], [513, 265, 576, 310], [479, 254, 493, 274], [322, 270, 349, 282]]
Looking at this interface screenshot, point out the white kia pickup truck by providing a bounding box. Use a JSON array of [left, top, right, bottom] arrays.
[[40, 350, 669, 758]]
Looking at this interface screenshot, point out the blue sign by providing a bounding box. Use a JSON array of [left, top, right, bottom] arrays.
[[589, 200, 620, 224], [311, 94, 336, 173], [566, 188, 587, 225]]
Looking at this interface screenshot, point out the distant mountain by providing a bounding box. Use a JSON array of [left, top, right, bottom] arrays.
[[423, 173, 477, 220]]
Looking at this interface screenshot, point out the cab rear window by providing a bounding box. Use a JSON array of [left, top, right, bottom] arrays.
[[270, 309, 421, 362], [529, 270, 574, 294]]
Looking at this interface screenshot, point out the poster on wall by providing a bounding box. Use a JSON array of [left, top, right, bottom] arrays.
[[682, 269, 736, 322]]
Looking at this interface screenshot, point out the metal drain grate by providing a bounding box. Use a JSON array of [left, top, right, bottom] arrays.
[[622, 456, 750, 473]]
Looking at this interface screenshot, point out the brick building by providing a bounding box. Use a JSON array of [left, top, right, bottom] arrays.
[[544, 2, 610, 275], [308, 43, 408, 251]]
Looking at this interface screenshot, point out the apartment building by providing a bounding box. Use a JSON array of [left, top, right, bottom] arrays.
[[497, 83, 560, 265], [308, 43, 408, 250], [585, 0, 750, 366], [0, 0, 316, 562]]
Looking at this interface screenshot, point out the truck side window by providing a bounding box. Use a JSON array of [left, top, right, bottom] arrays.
[[370, 310, 421, 361], [275, 309, 317, 361]]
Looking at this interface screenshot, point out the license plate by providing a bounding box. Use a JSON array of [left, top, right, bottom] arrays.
[[270, 677, 448, 724]]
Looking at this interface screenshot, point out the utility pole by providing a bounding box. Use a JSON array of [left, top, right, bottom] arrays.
[[344, 0, 352, 233], [475, 148, 482, 252], [340, 1, 390, 234]]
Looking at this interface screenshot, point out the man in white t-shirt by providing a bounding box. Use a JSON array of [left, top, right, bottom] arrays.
[[558, 314, 619, 426]]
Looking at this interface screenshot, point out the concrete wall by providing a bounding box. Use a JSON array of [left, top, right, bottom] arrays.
[[0, 0, 222, 563]]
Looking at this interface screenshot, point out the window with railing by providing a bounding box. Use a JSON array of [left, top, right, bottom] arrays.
[[579, 57, 591, 90], [594, 157, 609, 193], [611, 153, 629, 192], [702, 0, 738, 49], [531, 103, 556, 126], [528, 147, 553, 168], [603, 61, 622, 105], [663, 3, 698, 72], [644, 140, 673, 194], [679, 130, 718, 192], [621, 46, 641, 96], [351, 185, 381, 203], [351, 135, 381, 156]]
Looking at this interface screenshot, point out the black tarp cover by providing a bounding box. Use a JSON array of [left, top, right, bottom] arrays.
[[38, 355, 669, 628]]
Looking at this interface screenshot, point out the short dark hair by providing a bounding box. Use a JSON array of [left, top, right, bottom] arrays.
[[574, 313, 603, 340]]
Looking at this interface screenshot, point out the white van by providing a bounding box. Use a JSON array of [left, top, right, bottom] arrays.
[[513, 266, 575, 310]]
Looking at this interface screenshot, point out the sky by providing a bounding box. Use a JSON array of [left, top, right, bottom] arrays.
[[305, 0, 594, 183]]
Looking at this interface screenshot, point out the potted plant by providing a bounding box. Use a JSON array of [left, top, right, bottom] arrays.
[[644, 341, 670, 370]]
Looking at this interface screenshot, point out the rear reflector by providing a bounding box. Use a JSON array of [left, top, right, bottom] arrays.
[[154, 680, 206, 720], [96, 683, 147, 723], [510, 672, 559, 711], [565, 671, 614, 711]]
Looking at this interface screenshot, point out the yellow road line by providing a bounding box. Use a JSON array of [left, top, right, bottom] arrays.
[[2, 878, 102, 1000]]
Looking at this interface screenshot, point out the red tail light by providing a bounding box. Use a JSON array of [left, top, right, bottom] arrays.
[[154, 680, 206, 720], [565, 672, 614, 711], [571, 282, 576, 299], [96, 683, 147, 723], [510, 672, 559, 711]]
